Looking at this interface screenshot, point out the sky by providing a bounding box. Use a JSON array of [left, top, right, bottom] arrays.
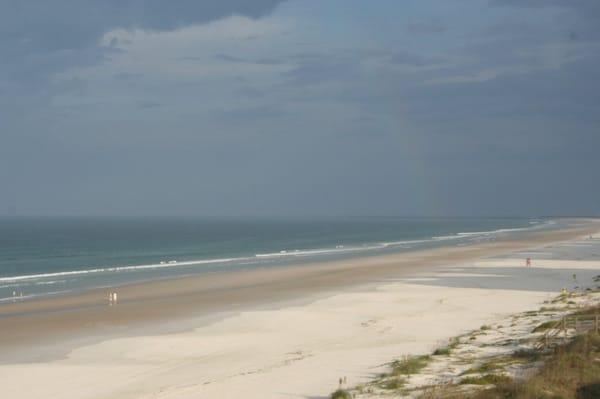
[[1, 0, 599, 217]]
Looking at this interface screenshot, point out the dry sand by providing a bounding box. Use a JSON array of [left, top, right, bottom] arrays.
[[0, 220, 598, 398]]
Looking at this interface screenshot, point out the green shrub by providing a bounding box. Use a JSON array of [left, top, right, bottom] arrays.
[[470, 332, 600, 398], [462, 360, 503, 375], [512, 348, 541, 361], [433, 347, 451, 356], [391, 355, 430, 375], [331, 389, 352, 399], [379, 377, 405, 390], [460, 374, 512, 386], [532, 320, 557, 333], [433, 337, 459, 356]]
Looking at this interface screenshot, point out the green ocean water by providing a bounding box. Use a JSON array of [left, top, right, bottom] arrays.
[[0, 217, 553, 301]]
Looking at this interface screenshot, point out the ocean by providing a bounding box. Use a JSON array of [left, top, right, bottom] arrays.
[[0, 217, 556, 302]]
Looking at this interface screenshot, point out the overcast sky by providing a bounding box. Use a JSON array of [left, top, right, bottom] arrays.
[[1, 0, 598, 217]]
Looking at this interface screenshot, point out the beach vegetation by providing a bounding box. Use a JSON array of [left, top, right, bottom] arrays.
[[574, 304, 600, 315], [433, 337, 459, 356], [391, 355, 431, 376], [511, 348, 541, 362], [461, 358, 508, 375], [427, 331, 600, 398], [459, 373, 512, 386], [433, 347, 451, 356], [480, 325, 491, 331], [531, 320, 557, 333], [330, 389, 352, 399], [539, 306, 562, 312], [378, 376, 406, 390], [470, 331, 600, 398], [551, 292, 570, 304]]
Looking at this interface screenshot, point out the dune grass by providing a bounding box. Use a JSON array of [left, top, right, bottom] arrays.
[[330, 389, 352, 399], [391, 355, 431, 376], [461, 358, 507, 375], [419, 331, 600, 398], [496, 331, 600, 398], [531, 320, 557, 333], [511, 348, 542, 362], [459, 373, 512, 386], [433, 337, 460, 356], [378, 376, 406, 390]]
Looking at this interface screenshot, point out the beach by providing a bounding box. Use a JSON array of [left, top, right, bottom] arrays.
[[0, 219, 599, 398]]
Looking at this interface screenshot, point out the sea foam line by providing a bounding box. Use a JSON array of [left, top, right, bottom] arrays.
[[0, 257, 251, 283], [0, 220, 552, 284]]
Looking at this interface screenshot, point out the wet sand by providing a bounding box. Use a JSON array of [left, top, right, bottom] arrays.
[[0, 220, 596, 363], [0, 220, 599, 398]]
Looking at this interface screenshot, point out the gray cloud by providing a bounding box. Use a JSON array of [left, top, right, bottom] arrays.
[[216, 105, 286, 123], [406, 21, 446, 35], [389, 52, 444, 66], [137, 100, 163, 109], [1, 0, 599, 217], [114, 72, 144, 80], [214, 53, 285, 65], [215, 53, 246, 63], [0, 0, 285, 100]]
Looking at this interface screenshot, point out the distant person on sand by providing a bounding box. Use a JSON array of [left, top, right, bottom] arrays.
[[526, 257, 531, 267]]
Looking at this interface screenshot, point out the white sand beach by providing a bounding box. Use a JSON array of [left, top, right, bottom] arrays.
[[1, 225, 599, 399]]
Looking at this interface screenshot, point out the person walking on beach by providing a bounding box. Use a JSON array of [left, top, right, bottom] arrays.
[[526, 257, 531, 267], [108, 291, 118, 305]]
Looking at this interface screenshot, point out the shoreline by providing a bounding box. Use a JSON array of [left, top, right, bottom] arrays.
[[0, 221, 596, 357], [0, 220, 599, 398], [0, 217, 548, 302]]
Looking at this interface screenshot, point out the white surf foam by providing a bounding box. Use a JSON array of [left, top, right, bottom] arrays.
[[0, 256, 252, 283]]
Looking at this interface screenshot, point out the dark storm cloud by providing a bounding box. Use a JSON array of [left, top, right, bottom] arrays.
[[0, 0, 284, 94], [1, 0, 599, 217], [1, 0, 285, 51]]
